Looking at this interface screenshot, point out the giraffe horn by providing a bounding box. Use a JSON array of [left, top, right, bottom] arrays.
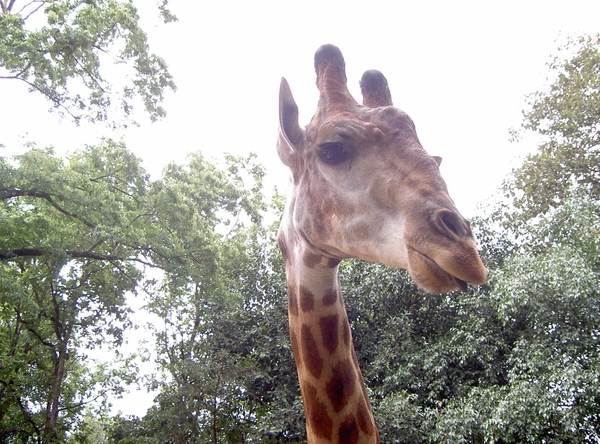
[[360, 70, 393, 107], [314, 44, 357, 114]]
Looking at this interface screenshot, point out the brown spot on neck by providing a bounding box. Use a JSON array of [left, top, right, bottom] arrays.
[[339, 413, 360, 444], [326, 358, 357, 412], [304, 383, 333, 440], [356, 395, 377, 437], [328, 257, 341, 268], [323, 289, 338, 306], [343, 319, 352, 348], [302, 250, 341, 269], [301, 324, 323, 378], [299, 286, 315, 312], [288, 286, 299, 317], [319, 314, 339, 354], [302, 250, 324, 268]]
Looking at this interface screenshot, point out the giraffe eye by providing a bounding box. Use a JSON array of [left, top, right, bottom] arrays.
[[321, 144, 349, 164]]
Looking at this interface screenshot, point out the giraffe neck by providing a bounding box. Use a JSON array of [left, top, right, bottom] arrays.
[[280, 234, 380, 443]]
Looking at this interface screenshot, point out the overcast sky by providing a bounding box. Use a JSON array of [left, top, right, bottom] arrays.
[[2, 0, 600, 416], [3, 1, 600, 216]]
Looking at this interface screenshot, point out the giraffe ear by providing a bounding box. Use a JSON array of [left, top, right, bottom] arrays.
[[433, 156, 442, 166], [278, 77, 303, 167]]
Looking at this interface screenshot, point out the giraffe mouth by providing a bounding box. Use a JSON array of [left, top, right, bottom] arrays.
[[406, 247, 469, 293], [451, 275, 469, 292]]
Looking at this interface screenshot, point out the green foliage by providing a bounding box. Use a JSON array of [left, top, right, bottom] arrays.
[[68, 411, 110, 443], [489, 195, 600, 442], [484, 36, 600, 439], [340, 259, 509, 443], [0, 0, 176, 125], [142, 169, 304, 442], [0, 143, 303, 442], [0, 141, 151, 442], [506, 34, 600, 222]]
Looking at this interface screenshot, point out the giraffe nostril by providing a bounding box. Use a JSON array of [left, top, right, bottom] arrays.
[[435, 209, 470, 239]]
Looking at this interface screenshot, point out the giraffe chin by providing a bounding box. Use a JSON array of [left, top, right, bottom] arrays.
[[406, 247, 468, 294]]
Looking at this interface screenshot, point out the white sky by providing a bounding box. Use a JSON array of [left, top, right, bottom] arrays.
[[3, 1, 600, 215], [3, 0, 600, 417]]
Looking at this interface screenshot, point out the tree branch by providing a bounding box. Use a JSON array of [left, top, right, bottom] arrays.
[[21, 318, 56, 349], [0, 248, 111, 261], [0, 248, 44, 259], [19, 0, 46, 21], [0, 247, 162, 271], [17, 396, 42, 440], [59, 386, 113, 413], [1, 189, 96, 228], [83, 238, 106, 253], [0, 75, 81, 122]]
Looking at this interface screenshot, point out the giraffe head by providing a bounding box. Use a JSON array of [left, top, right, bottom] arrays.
[[277, 44, 486, 293]]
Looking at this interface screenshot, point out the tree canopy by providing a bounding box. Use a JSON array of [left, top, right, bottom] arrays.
[[1, 142, 148, 442], [506, 34, 600, 222], [0, 0, 176, 126], [0, 143, 272, 443]]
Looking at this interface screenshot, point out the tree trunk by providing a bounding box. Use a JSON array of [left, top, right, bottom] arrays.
[[212, 402, 218, 444], [42, 287, 72, 444], [42, 341, 67, 444]]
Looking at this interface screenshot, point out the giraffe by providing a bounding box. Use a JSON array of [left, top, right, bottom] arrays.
[[276, 44, 487, 443]]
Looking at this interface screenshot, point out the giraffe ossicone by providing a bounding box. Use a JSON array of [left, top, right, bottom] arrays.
[[277, 44, 486, 443]]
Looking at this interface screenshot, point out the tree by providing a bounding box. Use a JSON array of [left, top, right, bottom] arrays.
[[139, 153, 287, 443], [433, 33, 600, 442], [339, 257, 509, 444], [489, 36, 600, 439], [0, 146, 288, 443], [0, 0, 176, 125], [105, 414, 159, 444], [506, 34, 600, 223], [107, 159, 309, 443], [478, 193, 599, 443], [220, 217, 305, 442], [0, 142, 153, 442]]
